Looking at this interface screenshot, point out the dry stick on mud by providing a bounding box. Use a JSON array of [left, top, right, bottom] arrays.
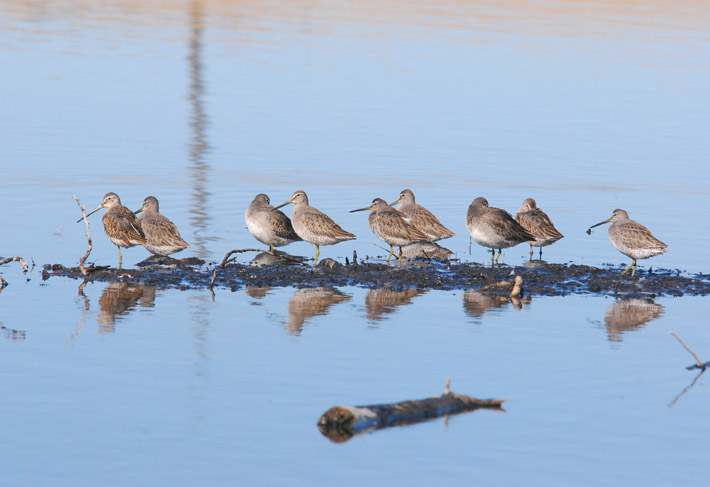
[[317, 379, 505, 443], [72, 194, 93, 278], [669, 332, 707, 370], [0, 256, 30, 288], [209, 248, 303, 289]]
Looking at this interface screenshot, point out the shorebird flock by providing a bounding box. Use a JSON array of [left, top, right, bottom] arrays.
[[79, 190, 668, 276]]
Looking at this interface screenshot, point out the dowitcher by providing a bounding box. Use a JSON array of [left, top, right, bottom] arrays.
[[273, 190, 355, 264], [390, 189, 455, 241], [465, 197, 534, 263], [587, 209, 667, 276], [245, 193, 301, 253], [134, 196, 190, 256], [350, 198, 432, 263], [515, 198, 564, 259], [80, 192, 147, 266]]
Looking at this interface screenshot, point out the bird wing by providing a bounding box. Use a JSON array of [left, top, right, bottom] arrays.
[[486, 208, 534, 241], [374, 210, 431, 241], [105, 207, 147, 245], [614, 221, 667, 249], [303, 207, 355, 239], [268, 209, 302, 241], [516, 209, 563, 240], [141, 214, 190, 247], [405, 205, 455, 239]]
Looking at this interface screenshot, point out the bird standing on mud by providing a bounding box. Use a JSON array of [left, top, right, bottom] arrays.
[[245, 193, 301, 253], [587, 208, 667, 277], [466, 197, 535, 264], [273, 190, 355, 265], [80, 192, 147, 267], [515, 198, 564, 259], [134, 196, 190, 257], [351, 198, 432, 263]]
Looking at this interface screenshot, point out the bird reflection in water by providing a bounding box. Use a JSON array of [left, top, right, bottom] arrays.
[[245, 286, 273, 304], [286, 287, 351, 335], [98, 283, 157, 333], [463, 290, 530, 321], [1, 324, 26, 340], [603, 298, 665, 342], [365, 288, 429, 323]]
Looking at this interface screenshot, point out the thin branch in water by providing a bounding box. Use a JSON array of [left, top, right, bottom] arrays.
[[72, 194, 93, 278], [669, 332, 706, 370]]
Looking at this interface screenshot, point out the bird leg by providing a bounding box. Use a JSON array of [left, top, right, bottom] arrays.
[[621, 260, 636, 276], [270, 244, 275, 253], [314, 245, 320, 265], [529, 245, 533, 260], [494, 249, 503, 264], [397, 246, 404, 263], [386, 245, 394, 263], [118, 246, 123, 268]]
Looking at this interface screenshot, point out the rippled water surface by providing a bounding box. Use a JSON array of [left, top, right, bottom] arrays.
[[1, 1, 709, 485]]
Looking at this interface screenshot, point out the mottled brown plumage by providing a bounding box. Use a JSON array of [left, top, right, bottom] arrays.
[[390, 189, 455, 241], [466, 197, 534, 263], [515, 198, 564, 259], [83, 192, 146, 266], [351, 198, 432, 263], [588, 209, 668, 276], [273, 190, 355, 264], [134, 196, 190, 256]]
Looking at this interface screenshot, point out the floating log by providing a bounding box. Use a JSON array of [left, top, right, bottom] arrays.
[[317, 380, 505, 442]]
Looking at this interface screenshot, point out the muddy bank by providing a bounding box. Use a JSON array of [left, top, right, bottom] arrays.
[[44, 255, 710, 298]]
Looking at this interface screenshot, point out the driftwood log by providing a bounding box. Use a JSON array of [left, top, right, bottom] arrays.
[[317, 380, 505, 442]]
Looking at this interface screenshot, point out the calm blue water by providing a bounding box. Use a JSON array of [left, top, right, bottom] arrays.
[[1, 1, 709, 485], [2, 280, 708, 486]]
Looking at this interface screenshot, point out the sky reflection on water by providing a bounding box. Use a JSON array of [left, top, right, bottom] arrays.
[[1, 280, 709, 485]]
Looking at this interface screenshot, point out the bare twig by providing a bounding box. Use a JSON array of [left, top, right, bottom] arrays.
[[0, 256, 30, 288], [370, 242, 390, 253], [669, 332, 706, 370], [72, 194, 93, 277], [209, 248, 303, 289]]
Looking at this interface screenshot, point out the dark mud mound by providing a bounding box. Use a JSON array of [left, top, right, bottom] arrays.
[[44, 258, 710, 298]]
